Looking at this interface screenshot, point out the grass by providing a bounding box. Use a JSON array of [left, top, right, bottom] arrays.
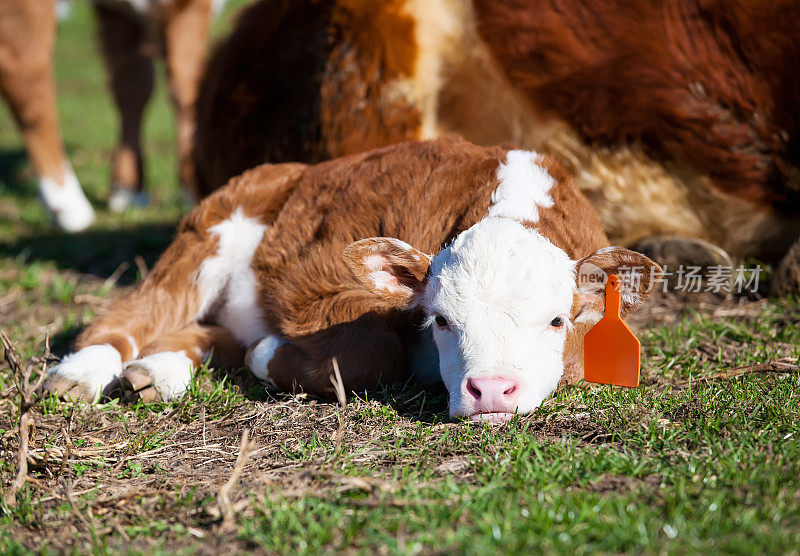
[[1, 1, 800, 554]]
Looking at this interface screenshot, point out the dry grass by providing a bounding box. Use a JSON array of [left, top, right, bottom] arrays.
[[1, 288, 799, 552], [1, 1, 800, 551]]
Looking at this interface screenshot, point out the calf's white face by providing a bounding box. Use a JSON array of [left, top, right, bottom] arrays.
[[423, 217, 575, 420], [345, 221, 659, 422]]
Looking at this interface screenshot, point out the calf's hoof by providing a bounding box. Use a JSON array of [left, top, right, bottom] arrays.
[[41, 344, 123, 403], [120, 366, 163, 403], [771, 238, 800, 295], [119, 351, 194, 403], [245, 335, 285, 387], [40, 375, 96, 403]]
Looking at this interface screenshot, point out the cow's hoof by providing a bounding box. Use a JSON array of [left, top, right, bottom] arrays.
[[108, 187, 149, 213], [120, 351, 193, 402], [40, 376, 95, 403], [634, 235, 733, 269], [771, 238, 800, 295], [120, 366, 163, 403]]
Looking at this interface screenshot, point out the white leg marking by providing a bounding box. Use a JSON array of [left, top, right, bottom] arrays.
[[38, 162, 95, 232], [490, 150, 555, 222], [197, 208, 269, 346], [108, 188, 150, 213], [124, 351, 194, 400], [49, 344, 123, 401], [246, 335, 285, 385], [126, 335, 139, 359]]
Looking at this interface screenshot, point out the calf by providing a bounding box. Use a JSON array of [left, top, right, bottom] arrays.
[[44, 139, 659, 420], [0, 0, 219, 231], [194, 0, 800, 263], [0, 0, 94, 231]]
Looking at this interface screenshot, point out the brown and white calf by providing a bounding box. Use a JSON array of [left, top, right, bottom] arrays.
[[0, 0, 94, 231], [194, 0, 800, 263], [0, 0, 219, 230], [45, 139, 658, 420]]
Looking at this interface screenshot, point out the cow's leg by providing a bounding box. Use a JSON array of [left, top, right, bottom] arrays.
[[41, 243, 211, 402], [162, 0, 213, 201], [119, 323, 245, 402], [43, 165, 300, 403], [247, 315, 408, 399], [94, 2, 154, 212], [42, 208, 242, 402], [0, 0, 94, 231]]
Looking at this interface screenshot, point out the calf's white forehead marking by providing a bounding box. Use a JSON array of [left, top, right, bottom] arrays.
[[49, 344, 123, 401], [197, 207, 269, 346], [489, 150, 555, 223], [124, 351, 193, 400], [426, 218, 575, 322]]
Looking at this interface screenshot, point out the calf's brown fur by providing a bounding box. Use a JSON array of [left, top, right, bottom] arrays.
[[48, 139, 657, 403]]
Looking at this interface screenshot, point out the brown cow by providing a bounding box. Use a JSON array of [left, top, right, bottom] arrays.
[[43, 138, 659, 421], [193, 0, 800, 271], [95, 0, 220, 210]]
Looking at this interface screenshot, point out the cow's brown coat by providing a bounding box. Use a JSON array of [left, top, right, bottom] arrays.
[[193, 0, 800, 259]]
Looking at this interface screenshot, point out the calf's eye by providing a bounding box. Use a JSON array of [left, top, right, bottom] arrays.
[[434, 315, 449, 328], [550, 316, 564, 328]]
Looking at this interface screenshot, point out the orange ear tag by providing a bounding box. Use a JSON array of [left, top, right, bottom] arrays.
[[583, 274, 641, 387]]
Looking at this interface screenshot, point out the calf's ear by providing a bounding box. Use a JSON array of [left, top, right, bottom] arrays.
[[344, 237, 431, 305], [573, 246, 661, 321]]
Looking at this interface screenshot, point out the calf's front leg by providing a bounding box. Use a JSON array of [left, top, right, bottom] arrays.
[[42, 206, 244, 402], [120, 323, 244, 402], [247, 314, 409, 399]]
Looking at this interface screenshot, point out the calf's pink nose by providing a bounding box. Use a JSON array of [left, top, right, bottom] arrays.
[[466, 377, 519, 406]]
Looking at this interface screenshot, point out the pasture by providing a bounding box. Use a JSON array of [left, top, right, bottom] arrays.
[[1, 2, 799, 553]]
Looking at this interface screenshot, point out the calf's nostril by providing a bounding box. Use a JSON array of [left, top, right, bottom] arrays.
[[466, 378, 482, 400], [503, 383, 517, 396]]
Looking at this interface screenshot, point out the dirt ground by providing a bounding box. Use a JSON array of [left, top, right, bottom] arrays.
[[2, 279, 798, 552]]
